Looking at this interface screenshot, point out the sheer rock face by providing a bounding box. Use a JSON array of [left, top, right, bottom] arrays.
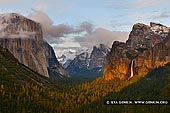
[[104, 41, 131, 80], [104, 22, 170, 80], [134, 34, 170, 76], [0, 38, 49, 77], [0, 13, 68, 78], [43, 42, 69, 77]]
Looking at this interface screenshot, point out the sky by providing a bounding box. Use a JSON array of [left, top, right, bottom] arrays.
[[0, 0, 170, 56]]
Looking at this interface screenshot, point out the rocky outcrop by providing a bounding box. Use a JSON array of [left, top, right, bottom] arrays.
[[89, 44, 110, 69], [104, 41, 131, 80], [57, 50, 79, 69], [66, 52, 90, 77], [0, 13, 49, 77], [66, 44, 110, 77], [104, 22, 170, 80], [126, 22, 169, 48], [0, 13, 68, 78], [43, 42, 69, 77]]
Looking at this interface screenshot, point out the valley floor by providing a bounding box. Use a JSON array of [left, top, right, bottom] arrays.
[[1, 63, 170, 113]]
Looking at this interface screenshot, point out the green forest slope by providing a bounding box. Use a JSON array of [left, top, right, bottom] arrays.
[[1, 46, 170, 113]]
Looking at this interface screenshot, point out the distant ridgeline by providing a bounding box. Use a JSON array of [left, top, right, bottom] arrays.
[[0, 13, 69, 78], [66, 44, 110, 77], [104, 22, 170, 80]]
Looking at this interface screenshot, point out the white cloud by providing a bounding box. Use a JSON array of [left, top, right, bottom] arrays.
[[28, 10, 53, 36], [52, 41, 81, 48], [0, 31, 36, 39]]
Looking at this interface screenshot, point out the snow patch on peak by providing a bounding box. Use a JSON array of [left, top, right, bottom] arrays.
[[57, 48, 90, 68], [150, 22, 170, 37], [78, 52, 90, 60]]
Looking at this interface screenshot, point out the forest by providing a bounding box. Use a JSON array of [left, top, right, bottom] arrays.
[[1, 46, 170, 113]]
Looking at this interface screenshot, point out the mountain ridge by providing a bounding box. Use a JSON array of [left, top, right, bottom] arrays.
[[104, 22, 170, 80], [66, 44, 110, 77]]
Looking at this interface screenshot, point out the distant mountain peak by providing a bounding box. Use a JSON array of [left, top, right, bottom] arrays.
[[66, 44, 110, 77]]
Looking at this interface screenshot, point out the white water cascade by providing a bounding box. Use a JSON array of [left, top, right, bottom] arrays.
[[129, 60, 134, 79]]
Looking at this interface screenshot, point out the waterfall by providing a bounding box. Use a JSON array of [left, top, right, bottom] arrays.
[[129, 59, 134, 79]]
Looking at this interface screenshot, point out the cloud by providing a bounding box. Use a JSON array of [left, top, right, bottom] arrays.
[[79, 21, 94, 34], [0, 31, 36, 39], [28, 10, 94, 38], [49, 24, 76, 37], [28, 10, 53, 35], [28, 10, 128, 50], [28, 10, 74, 37], [75, 28, 129, 49], [45, 37, 64, 44], [48, 28, 129, 52], [50, 37, 81, 54], [0, 0, 20, 4]]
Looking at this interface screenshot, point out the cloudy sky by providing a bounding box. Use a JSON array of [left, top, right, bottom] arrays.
[[0, 0, 170, 55]]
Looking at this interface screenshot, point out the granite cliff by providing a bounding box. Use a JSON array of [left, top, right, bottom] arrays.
[[104, 22, 170, 80], [0, 13, 68, 78], [43, 42, 69, 78]]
